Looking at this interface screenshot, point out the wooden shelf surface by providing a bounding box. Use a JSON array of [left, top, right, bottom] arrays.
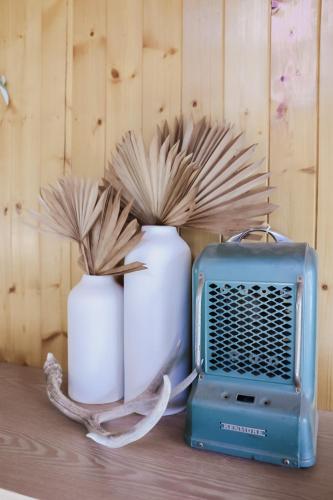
[[0, 363, 332, 500]]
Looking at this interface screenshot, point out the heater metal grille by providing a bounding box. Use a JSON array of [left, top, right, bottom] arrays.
[[206, 281, 295, 383]]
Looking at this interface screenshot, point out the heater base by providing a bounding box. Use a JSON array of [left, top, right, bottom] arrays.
[[185, 435, 316, 468], [185, 376, 317, 469]]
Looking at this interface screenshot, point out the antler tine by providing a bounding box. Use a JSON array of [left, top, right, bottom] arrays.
[[170, 368, 198, 400], [44, 353, 106, 434], [129, 367, 199, 415], [44, 353, 91, 423], [44, 350, 198, 449], [44, 353, 148, 434], [87, 375, 171, 449], [92, 340, 183, 423], [95, 342, 197, 423], [94, 397, 147, 424]]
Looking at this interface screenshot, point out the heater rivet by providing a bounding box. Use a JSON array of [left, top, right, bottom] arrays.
[[283, 459, 290, 466]]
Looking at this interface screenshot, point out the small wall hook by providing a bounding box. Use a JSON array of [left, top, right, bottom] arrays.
[[0, 75, 9, 106]]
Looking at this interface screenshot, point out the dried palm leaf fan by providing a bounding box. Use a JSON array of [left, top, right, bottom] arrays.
[[29, 176, 145, 276], [105, 117, 276, 235]]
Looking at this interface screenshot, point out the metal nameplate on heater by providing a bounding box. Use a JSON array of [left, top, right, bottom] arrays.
[[220, 422, 267, 437]]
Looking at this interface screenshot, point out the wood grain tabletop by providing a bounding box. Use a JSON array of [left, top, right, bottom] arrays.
[[0, 362, 332, 500]]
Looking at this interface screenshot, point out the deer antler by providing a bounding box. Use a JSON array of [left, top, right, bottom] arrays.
[[87, 376, 171, 448], [43, 348, 198, 449]]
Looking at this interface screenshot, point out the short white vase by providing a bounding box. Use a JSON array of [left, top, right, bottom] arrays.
[[68, 274, 124, 404], [124, 225, 191, 414]]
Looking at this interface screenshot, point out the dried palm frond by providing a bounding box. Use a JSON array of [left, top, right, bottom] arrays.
[[106, 131, 199, 227], [86, 187, 144, 275], [105, 117, 277, 235], [29, 177, 145, 276]]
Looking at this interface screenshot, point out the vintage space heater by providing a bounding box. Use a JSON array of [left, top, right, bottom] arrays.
[[185, 227, 318, 468]]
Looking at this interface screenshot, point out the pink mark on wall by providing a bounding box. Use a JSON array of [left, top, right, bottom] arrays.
[[271, 0, 281, 15], [276, 102, 288, 119]]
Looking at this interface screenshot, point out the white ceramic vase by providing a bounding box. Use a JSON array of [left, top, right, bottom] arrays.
[[124, 225, 191, 414], [68, 274, 123, 404]]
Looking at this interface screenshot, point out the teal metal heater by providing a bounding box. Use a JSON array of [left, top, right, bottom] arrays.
[[186, 228, 318, 468]]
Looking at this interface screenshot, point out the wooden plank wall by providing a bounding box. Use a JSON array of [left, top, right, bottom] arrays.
[[0, 0, 332, 410]]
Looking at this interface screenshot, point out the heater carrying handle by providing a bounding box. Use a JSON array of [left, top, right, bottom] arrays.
[[195, 272, 205, 373], [227, 227, 291, 243], [294, 276, 304, 392]]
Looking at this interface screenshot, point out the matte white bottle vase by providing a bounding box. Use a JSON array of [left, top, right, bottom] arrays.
[[124, 225, 191, 414], [68, 275, 123, 404]]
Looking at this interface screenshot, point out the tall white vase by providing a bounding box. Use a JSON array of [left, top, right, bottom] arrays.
[[68, 275, 123, 404], [124, 225, 191, 414]]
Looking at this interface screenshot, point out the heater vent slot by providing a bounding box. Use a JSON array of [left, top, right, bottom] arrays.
[[206, 281, 295, 383]]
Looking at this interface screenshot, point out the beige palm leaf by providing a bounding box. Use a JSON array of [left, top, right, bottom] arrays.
[[105, 117, 276, 235], [160, 117, 276, 235], [35, 177, 104, 241], [29, 176, 145, 276], [106, 130, 199, 227], [87, 187, 144, 276]]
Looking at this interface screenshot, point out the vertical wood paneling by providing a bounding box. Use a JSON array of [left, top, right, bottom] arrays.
[[182, 0, 224, 121], [0, 0, 13, 362], [0, 0, 333, 410], [181, 0, 224, 257], [0, 0, 70, 367], [317, 0, 333, 410], [70, 0, 107, 286], [4, 1, 42, 366], [142, 0, 182, 144], [64, 0, 73, 180], [224, 0, 270, 167], [106, 0, 143, 155], [269, 0, 319, 244], [223, 0, 270, 242], [40, 0, 70, 366]]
